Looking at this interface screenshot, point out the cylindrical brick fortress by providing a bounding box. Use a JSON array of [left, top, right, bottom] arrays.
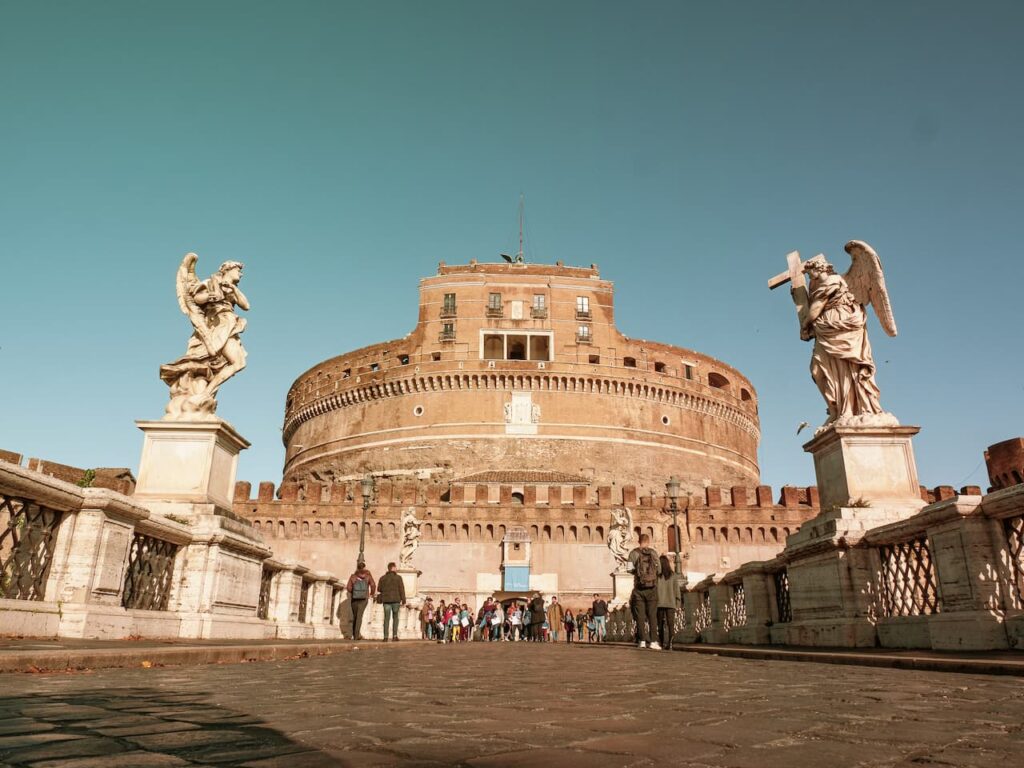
[[281, 261, 760, 496]]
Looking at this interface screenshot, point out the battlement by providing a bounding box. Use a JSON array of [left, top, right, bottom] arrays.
[[234, 478, 821, 511], [0, 448, 136, 495]]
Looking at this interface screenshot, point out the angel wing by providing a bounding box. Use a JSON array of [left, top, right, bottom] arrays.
[[175, 252, 216, 354], [843, 240, 897, 337]]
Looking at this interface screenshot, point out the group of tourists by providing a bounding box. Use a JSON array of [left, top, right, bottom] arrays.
[[344, 532, 682, 650], [416, 593, 611, 643]]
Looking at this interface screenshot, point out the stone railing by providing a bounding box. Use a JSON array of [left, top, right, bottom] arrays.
[[677, 484, 1024, 651], [0, 459, 349, 641]]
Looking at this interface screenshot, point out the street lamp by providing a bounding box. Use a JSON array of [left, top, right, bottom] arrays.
[[358, 473, 374, 567], [665, 475, 683, 575]]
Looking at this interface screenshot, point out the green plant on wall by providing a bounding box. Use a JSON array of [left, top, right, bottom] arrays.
[[77, 469, 96, 488]]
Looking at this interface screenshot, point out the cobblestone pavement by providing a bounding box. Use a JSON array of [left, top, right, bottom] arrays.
[[1, 642, 1023, 767]]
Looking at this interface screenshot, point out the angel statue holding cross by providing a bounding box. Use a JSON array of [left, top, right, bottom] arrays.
[[159, 253, 249, 420], [769, 240, 898, 434]]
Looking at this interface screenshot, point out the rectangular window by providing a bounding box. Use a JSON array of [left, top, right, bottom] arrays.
[[488, 293, 502, 310], [440, 322, 455, 341], [370, 363, 380, 372], [684, 364, 694, 380], [533, 294, 546, 309], [577, 325, 591, 342], [529, 335, 550, 361], [576, 296, 590, 312], [589, 354, 600, 364], [441, 293, 456, 317]]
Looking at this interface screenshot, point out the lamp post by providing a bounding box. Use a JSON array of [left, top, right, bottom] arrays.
[[358, 473, 374, 567], [665, 475, 683, 575]]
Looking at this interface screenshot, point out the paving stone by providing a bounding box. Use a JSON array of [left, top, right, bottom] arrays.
[[1, 735, 127, 763], [0, 644, 1022, 767], [32, 752, 193, 767], [0, 718, 55, 737]]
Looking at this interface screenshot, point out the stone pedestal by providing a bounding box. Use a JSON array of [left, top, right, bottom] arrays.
[[803, 424, 923, 513], [398, 568, 421, 606], [135, 419, 250, 517], [610, 570, 634, 607], [134, 418, 273, 639]]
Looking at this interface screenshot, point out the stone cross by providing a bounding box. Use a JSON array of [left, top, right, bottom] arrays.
[[768, 250, 815, 327]]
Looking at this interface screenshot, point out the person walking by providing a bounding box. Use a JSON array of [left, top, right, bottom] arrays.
[[345, 560, 376, 641], [564, 610, 576, 643], [377, 562, 407, 642], [591, 593, 608, 642], [546, 596, 565, 643], [656, 554, 681, 651], [628, 533, 663, 649]]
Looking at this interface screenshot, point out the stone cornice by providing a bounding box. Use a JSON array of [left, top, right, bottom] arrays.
[[282, 369, 760, 444]]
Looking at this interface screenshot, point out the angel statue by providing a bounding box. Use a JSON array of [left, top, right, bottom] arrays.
[[159, 253, 249, 420], [399, 506, 421, 568], [769, 240, 897, 434], [606, 507, 635, 571]]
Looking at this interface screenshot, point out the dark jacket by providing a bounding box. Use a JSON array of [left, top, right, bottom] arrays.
[[592, 598, 608, 617], [377, 571, 406, 604], [529, 596, 546, 622]]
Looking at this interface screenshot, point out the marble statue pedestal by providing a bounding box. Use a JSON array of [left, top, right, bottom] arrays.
[[135, 419, 250, 518], [398, 568, 421, 607], [803, 423, 923, 514], [134, 418, 272, 639], [610, 570, 634, 607], [772, 423, 926, 648]]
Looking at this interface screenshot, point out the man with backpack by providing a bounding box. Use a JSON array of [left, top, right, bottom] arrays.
[[346, 560, 376, 641], [628, 533, 663, 649]]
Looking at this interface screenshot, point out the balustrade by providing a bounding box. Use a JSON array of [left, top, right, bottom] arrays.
[[0, 494, 63, 601]]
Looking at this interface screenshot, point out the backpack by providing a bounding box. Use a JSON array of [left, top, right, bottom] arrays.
[[351, 576, 369, 600], [635, 548, 659, 588]]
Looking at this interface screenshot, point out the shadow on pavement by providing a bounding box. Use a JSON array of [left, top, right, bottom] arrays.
[[0, 687, 346, 766]]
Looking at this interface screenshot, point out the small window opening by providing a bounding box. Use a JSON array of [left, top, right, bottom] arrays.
[[589, 354, 600, 364], [623, 356, 637, 368]]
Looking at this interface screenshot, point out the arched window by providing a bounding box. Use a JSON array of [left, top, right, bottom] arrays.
[[555, 525, 564, 541], [623, 356, 637, 368], [708, 372, 730, 389], [326, 521, 335, 537], [720, 526, 728, 542], [449, 523, 457, 539], [667, 525, 680, 552], [461, 523, 470, 540], [278, 521, 286, 538], [388, 522, 397, 539], [289, 521, 298, 536], [770, 527, 778, 542], [654, 361, 666, 373], [498, 524, 507, 539], [569, 525, 577, 542], [474, 524, 482, 539], [314, 521, 322, 536], [696, 526, 704, 544], [374, 522, 383, 537], [543, 525, 552, 540], [740, 388, 752, 401], [486, 524, 494, 539], [582, 525, 591, 543], [511, 492, 525, 505], [595, 525, 604, 540], [531, 525, 539, 538], [253, 521, 261, 532], [424, 522, 433, 539]]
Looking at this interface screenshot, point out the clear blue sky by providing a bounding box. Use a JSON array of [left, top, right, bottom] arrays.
[[2, 1, 1021, 492]]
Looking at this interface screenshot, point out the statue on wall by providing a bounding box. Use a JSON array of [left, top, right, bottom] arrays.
[[160, 253, 249, 420], [769, 240, 898, 434], [607, 507, 635, 570], [400, 506, 421, 568]]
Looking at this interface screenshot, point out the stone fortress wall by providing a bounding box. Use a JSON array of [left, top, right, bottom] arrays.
[[280, 261, 760, 495], [236, 475, 820, 605]]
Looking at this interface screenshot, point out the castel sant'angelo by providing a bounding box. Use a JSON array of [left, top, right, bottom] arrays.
[[235, 259, 823, 604]]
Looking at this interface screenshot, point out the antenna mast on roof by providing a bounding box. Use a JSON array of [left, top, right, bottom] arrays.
[[500, 194, 526, 264]]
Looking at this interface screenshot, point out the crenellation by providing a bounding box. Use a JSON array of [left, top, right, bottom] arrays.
[[258, 481, 275, 502], [234, 480, 251, 502]]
